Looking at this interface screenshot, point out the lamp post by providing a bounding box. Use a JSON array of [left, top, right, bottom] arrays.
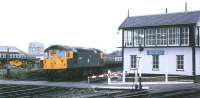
[[138, 44, 143, 90], [135, 44, 143, 90], [133, 31, 144, 90], [6, 48, 10, 79]]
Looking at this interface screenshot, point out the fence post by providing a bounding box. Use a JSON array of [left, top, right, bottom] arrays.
[[108, 70, 111, 84], [88, 77, 90, 84], [122, 70, 125, 83], [165, 73, 168, 83]]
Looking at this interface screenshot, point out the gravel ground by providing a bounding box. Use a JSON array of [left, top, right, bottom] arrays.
[[1, 80, 200, 98], [33, 88, 123, 98]]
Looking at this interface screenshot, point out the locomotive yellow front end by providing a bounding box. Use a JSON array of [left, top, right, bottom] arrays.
[[43, 45, 73, 70], [43, 46, 63, 70], [43, 51, 66, 69]]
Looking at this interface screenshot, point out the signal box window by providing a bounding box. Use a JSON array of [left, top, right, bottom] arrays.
[[130, 55, 137, 69], [176, 55, 184, 71], [152, 55, 159, 71]]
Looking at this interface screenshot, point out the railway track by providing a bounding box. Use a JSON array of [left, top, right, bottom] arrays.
[[91, 88, 200, 98], [0, 84, 66, 98], [1, 83, 200, 98], [0, 84, 119, 98]]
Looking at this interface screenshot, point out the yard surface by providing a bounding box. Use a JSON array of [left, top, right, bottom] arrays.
[[0, 80, 200, 98]]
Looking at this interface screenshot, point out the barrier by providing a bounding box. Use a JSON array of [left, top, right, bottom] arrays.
[[107, 70, 124, 84], [87, 74, 107, 84], [87, 70, 123, 84]]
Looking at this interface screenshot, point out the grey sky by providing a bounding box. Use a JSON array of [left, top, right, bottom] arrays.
[[0, 0, 200, 53]]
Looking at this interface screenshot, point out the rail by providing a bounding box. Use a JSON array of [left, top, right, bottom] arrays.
[[0, 84, 65, 98]]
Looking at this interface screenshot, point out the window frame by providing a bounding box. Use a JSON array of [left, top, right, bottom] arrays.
[[168, 27, 180, 46], [145, 28, 156, 46], [130, 55, 137, 70], [180, 27, 189, 46], [134, 29, 144, 46], [176, 55, 184, 71], [152, 55, 159, 71], [124, 30, 134, 47]]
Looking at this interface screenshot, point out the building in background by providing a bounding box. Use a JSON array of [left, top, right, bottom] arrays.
[[119, 10, 200, 76], [0, 46, 35, 67], [28, 42, 44, 59], [103, 50, 122, 64], [0, 46, 27, 61]]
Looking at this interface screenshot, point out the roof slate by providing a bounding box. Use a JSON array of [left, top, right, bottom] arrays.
[[119, 11, 200, 29]]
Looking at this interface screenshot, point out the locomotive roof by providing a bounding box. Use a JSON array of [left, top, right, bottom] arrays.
[[44, 45, 102, 52]]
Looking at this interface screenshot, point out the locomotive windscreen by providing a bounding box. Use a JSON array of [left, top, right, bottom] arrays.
[[57, 50, 65, 58], [48, 50, 65, 58]]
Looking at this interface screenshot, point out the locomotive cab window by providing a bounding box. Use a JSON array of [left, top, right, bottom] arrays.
[[57, 50, 65, 58], [50, 50, 57, 56], [67, 51, 73, 58], [49, 49, 65, 58]]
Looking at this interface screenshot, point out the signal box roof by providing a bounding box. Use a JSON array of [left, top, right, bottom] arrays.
[[119, 10, 200, 29]]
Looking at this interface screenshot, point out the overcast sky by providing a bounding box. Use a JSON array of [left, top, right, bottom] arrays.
[[0, 0, 200, 53]]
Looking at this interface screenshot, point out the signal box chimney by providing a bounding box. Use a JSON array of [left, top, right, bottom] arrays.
[[185, 2, 188, 12]]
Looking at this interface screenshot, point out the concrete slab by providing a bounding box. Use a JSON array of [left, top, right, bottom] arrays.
[[91, 85, 149, 90], [0, 80, 149, 90], [0, 80, 200, 91], [109, 81, 194, 85]]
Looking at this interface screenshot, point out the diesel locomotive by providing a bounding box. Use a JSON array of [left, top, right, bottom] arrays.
[[43, 45, 104, 70]]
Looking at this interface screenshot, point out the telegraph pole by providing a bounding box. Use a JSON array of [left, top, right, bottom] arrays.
[[6, 48, 10, 79]]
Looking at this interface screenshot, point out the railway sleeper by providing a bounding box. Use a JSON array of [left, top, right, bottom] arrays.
[[1, 87, 61, 98], [0, 86, 46, 95], [126, 89, 200, 98], [0, 85, 38, 92], [114, 90, 149, 98], [157, 89, 200, 98]]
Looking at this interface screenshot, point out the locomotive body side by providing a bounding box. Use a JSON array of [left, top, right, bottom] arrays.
[[68, 48, 103, 68]]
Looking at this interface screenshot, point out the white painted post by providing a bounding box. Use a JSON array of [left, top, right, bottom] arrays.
[[108, 70, 111, 84], [88, 77, 90, 84], [122, 70, 125, 83], [134, 69, 138, 85], [165, 60, 169, 83], [165, 73, 168, 82], [138, 58, 142, 77]]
